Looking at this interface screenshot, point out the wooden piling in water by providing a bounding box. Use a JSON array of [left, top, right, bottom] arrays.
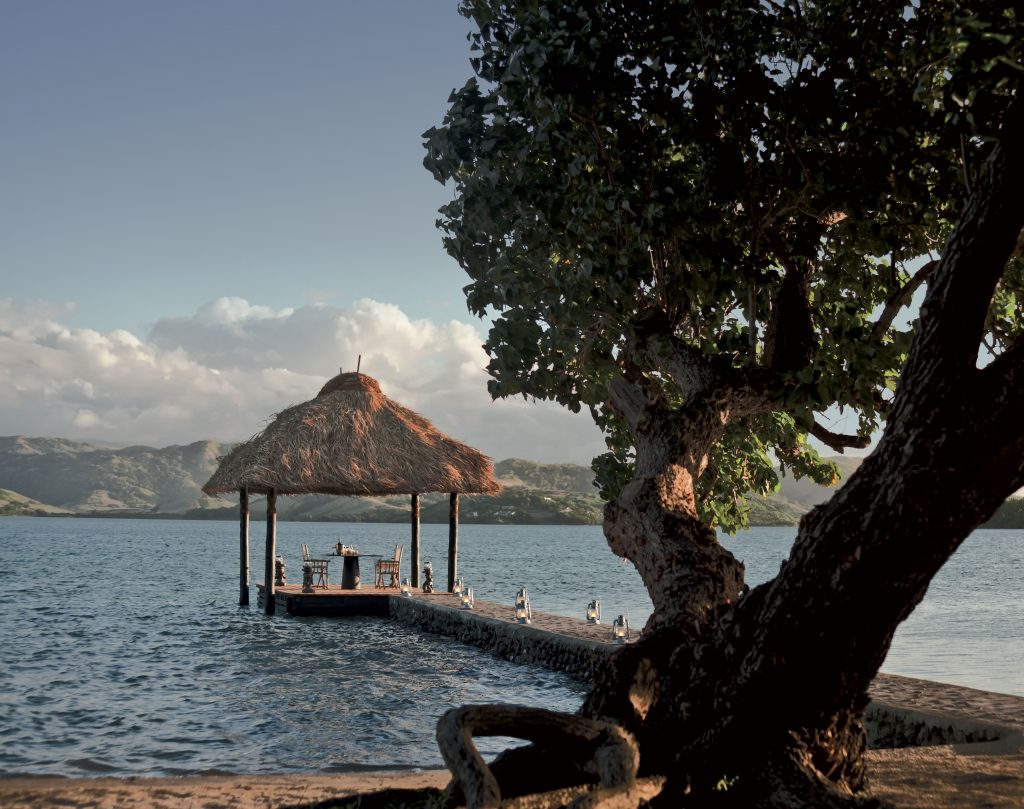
[[411, 493, 420, 588], [239, 488, 250, 606], [448, 492, 459, 592], [264, 489, 277, 615]]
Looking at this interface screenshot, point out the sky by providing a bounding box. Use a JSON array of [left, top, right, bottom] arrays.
[[0, 0, 609, 463]]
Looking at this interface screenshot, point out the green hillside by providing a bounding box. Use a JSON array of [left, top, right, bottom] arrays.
[[1, 435, 1021, 527], [0, 488, 71, 516], [493, 458, 598, 493]]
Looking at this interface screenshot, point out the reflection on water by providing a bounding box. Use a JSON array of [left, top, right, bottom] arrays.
[[0, 518, 1020, 777]]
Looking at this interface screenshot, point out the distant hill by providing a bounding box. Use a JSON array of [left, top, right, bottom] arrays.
[[0, 436, 230, 513], [774, 455, 864, 506], [0, 435, 1020, 527], [982, 497, 1024, 528], [0, 436, 610, 524], [0, 487, 71, 516], [493, 459, 598, 493]]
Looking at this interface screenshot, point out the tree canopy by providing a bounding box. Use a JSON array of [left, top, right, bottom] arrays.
[[424, 1, 1024, 805], [425, 0, 1023, 531]]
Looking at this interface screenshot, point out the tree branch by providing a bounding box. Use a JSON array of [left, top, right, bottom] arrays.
[[808, 421, 871, 452], [607, 378, 650, 433], [630, 316, 783, 418], [867, 259, 938, 343], [968, 336, 1024, 498], [900, 94, 1024, 385], [761, 248, 816, 372]]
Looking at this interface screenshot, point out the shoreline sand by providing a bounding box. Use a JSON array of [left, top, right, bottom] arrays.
[[1, 749, 1022, 809]]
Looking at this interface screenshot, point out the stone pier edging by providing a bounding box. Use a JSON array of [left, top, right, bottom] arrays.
[[388, 594, 610, 681], [867, 672, 1024, 750], [865, 702, 1017, 748], [385, 593, 1024, 751]]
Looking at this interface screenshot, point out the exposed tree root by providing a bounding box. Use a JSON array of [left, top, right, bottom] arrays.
[[436, 705, 640, 809]]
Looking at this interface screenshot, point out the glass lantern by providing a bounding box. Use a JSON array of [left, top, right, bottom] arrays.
[[514, 587, 532, 624], [460, 586, 475, 610], [586, 599, 601, 625], [611, 614, 630, 643]]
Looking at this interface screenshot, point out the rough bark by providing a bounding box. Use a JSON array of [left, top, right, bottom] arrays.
[[603, 375, 746, 628]]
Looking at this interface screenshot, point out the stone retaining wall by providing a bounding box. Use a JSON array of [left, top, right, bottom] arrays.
[[865, 704, 1013, 748], [388, 595, 611, 681]]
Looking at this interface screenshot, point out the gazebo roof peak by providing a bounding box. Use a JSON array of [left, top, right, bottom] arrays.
[[316, 370, 381, 399], [202, 370, 501, 497]]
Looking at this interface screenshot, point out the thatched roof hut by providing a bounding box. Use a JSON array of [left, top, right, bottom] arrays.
[[204, 371, 500, 612], [202, 372, 500, 497]]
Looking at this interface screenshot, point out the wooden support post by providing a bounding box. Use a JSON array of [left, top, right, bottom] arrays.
[[411, 493, 420, 588], [448, 492, 459, 593], [264, 489, 277, 615], [239, 488, 250, 606]]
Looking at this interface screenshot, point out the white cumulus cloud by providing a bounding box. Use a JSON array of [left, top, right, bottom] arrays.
[[0, 296, 605, 464]]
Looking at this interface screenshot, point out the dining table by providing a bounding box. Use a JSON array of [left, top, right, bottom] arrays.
[[329, 548, 382, 590]]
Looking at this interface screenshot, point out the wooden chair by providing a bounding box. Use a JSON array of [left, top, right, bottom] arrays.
[[375, 545, 403, 589], [300, 543, 330, 588]]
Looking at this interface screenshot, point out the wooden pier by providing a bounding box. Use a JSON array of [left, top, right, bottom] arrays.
[[256, 583, 455, 618], [256, 583, 619, 642]]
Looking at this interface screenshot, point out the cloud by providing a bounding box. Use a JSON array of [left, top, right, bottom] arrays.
[[0, 296, 605, 464]]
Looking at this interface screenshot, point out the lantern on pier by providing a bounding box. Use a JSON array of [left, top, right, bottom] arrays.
[[460, 586, 475, 610], [586, 599, 601, 624], [401, 578, 412, 597], [452, 576, 464, 595], [611, 615, 630, 643], [514, 587, 532, 624]]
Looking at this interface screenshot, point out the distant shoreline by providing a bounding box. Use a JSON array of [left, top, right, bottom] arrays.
[[0, 510, 603, 526], [3, 510, 1023, 528], [5, 437, 1022, 526]]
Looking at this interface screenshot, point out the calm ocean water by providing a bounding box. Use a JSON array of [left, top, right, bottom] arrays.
[[0, 517, 1020, 778]]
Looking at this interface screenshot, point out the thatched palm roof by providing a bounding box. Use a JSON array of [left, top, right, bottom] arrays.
[[202, 372, 501, 497]]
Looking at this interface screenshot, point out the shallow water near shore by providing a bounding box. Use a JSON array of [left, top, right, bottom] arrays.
[[0, 517, 1020, 777]]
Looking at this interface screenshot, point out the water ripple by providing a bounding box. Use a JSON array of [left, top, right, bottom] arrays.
[[1, 517, 1020, 777]]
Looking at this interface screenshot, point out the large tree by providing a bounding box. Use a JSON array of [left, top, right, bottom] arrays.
[[424, 1, 1024, 806]]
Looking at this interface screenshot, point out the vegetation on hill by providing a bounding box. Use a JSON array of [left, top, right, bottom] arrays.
[[1, 436, 1021, 529], [0, 488, 70, 516], [493, 458, 598, 493]]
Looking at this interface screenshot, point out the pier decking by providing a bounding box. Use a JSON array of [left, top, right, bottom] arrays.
[[260, 583, 452, 617]]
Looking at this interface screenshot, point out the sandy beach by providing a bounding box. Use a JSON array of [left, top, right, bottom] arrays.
[[1, 747, 1021, 808], [0, 770, 452, 809]]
